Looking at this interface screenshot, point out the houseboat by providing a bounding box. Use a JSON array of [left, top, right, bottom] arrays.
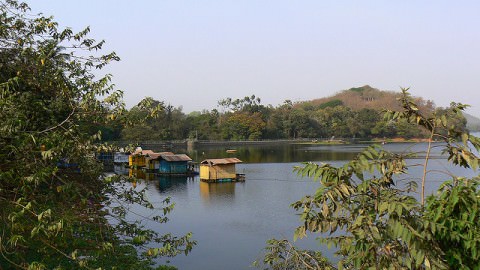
[[157, 153, 193, 175], [199, 158, 244, 182], [128, 148, 196, 175], [145, 152, 174, 171], [129, 149, 156, 168]]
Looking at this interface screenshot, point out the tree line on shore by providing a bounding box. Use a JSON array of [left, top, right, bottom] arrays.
[[107, 87, 468, 142]]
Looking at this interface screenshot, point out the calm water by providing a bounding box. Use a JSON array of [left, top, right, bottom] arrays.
[[114, 142, 478, 270]]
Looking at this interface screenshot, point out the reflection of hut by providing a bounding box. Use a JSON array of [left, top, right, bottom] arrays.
[[129, 169, 156, 181], [200, 158, 244, 182], [114, 164, 130, 175], [158, 154, 192, 174], [199, 182, 236, 200], [129, 168, 146, 179]]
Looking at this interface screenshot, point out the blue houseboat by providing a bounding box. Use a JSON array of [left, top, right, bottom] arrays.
[[158, 154, 193, 175]]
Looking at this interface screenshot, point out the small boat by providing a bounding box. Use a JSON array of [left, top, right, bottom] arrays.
[[226, 149, 237, 153]]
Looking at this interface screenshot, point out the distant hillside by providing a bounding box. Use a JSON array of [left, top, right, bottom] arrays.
[[464, 113, 480, 131], [298, 85, 435, 113]]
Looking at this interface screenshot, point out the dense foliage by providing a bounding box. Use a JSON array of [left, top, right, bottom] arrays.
[[257, 90, 480, 269], [117, 88, 468, 142], [0, 1, 194, 268]]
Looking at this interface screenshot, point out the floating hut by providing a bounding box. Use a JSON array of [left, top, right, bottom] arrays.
[[129, 149, 156, 168], [128, 148, 195, 175], [200, 158, 244, 182], [145, 152, 174, 171], [158, 154, 192, 174]]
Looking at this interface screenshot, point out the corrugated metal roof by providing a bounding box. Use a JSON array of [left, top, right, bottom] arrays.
[[149, 152, 174, 158], [131, 150, 173, 158], [146, 153, 162, 159], [161, 154, 192, 162], [200, 158, 243, 165]]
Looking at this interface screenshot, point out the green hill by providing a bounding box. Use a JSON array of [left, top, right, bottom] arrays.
[[298, 85, 435, 113], [297, 85, 480, 134]]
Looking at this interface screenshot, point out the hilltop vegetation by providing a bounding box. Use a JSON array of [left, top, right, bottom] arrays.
[[298, 85, 435, 113], [115, 86, 468, 142]]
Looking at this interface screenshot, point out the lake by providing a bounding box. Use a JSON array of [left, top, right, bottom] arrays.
[[113, 141, 478, 269]]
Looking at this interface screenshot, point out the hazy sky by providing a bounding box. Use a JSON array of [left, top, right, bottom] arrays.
[[26, 1, 480, 116]]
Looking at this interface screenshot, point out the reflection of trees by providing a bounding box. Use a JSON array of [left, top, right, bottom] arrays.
[[191, 145, 361, 163]]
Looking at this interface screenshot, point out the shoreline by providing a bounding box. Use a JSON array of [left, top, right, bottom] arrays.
[[110, 137, 437, 150]]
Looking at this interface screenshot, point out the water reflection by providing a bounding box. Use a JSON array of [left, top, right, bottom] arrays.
[[199, 182, 237, 204], [182, 144, 361, 163], [154, 175, 190, 193], [127, 169, 156, 180], [163, 141, 452, 164], [113, 164, 129, 175], [114, 167, 192, 193], [112, 142, 480, 270]]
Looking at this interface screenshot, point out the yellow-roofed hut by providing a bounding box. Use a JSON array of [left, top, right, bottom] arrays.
[[200, 158, 244, 182], [128, 149, 156, 168]]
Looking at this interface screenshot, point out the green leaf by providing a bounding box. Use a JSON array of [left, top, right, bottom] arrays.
[[322, 202, 329, 218]]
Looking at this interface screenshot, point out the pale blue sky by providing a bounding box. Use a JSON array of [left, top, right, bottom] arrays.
[[26, 1, 480, 116]]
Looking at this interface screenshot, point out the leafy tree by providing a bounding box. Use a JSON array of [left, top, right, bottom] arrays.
[[284, 109, 320, 139], [218, 94, 265, 114], [0, 1, 194, 269], [347, 108, 380, 138], [314, 106, 354, 138], [121, 98, 189, 141], [185, 110, 220, 140], [258, 89, 480, 269], [264, 100, 294, 139], [216, 95, 272, 140], [121, 98, 164, 141], [221, 112, 266, 140]]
